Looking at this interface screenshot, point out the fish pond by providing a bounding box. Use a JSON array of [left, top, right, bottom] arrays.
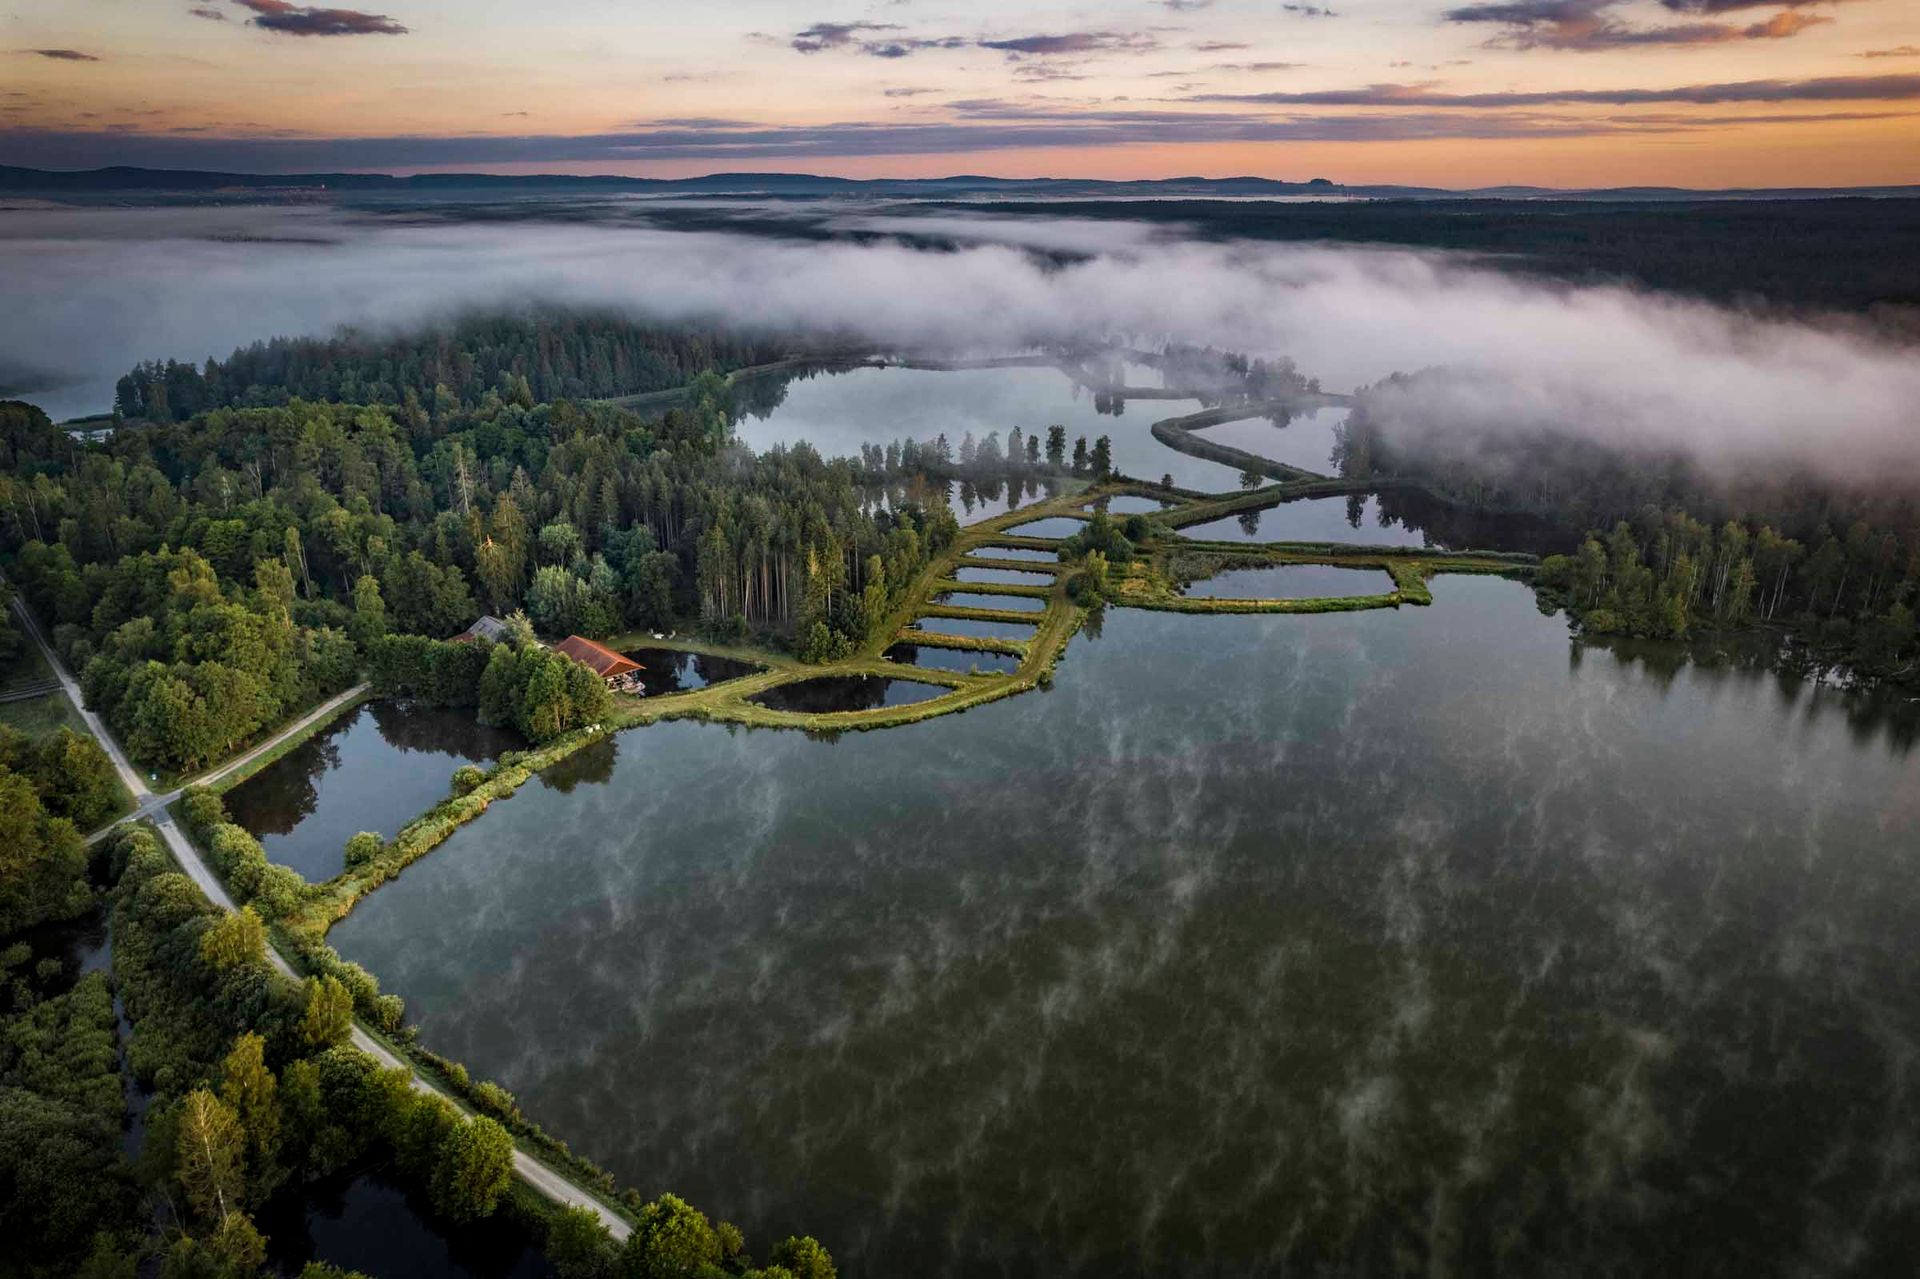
[[1179, 564, 1397, 600], [746, 675, 948, 714], [331, 576, 1920, 1278], [224, 701, 518, 882], [619, 647, 761, 696]]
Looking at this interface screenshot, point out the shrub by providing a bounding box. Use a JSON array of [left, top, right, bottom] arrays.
[[343, 831, 383, 869], [450, 765, 487, 797]]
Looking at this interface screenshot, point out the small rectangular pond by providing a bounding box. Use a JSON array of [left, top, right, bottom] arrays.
[[1180, 563, 1397, 600], [906, 617, 1039, 642], [224, 701, 518, 882], [885, 643, 1023, 675], [1177, 496, 1433, 548], [931, 591, 1048, 613], [968, 546, 1060, 563], [1085, 494, 1177, 516], [746, 675, 948, 714], [620, 647, 761, 696], [1001, 516, 1089, 538], [954, 565, 1056, 586]]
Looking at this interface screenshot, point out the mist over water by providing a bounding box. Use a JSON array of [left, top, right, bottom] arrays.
[[332, 581, 1920, 1277], [6, 201, 1916, 492]]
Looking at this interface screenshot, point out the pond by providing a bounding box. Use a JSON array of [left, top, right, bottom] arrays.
[[967, 546, 1060, 564], [1188, 404, 1349, 477], [930, 591, 1049, 613], [1176, 495, 1435, 548], [259, 1169, 553, 1279], [619, 647, 761, 696], [733, 365, 1245, 491], [1000, 517, 1089, 539], [904, 617, 1039, 642], [1084, 494, 1176, 516], [746, 675, 948, 714], [954, 565, 1056, 586], [224, 701, 518, 882], [332, 579, 1920, 1277], [1179, 564, 1397, 600], [884, 644, 1023, 676]]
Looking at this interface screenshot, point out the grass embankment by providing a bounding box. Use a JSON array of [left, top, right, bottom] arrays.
[[1147, 400, 1343, 484], [198, 686, 376, 796], [0, 689, 84, 734]]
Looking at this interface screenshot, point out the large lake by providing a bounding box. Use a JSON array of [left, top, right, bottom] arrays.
[[736, 365, 1253, 494], [333, 578, 1920, 1277]]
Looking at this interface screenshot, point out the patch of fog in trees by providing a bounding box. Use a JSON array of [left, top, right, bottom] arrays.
[[4, 203, 1915, 496]]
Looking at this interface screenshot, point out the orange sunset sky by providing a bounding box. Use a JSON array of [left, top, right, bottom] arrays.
[[3, 0, 1917, 186]]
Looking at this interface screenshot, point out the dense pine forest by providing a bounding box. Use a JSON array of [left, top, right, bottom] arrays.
[[111, 313, 802, 423]]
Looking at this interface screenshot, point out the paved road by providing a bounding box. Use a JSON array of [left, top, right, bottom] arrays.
[[6, 580, 632, 1241]]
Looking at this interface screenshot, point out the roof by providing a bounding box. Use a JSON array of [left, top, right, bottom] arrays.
[[553, 635, 642, 681], [451, 615, 511, 644]]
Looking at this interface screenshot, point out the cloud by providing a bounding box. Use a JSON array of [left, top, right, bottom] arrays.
[[1658, 0, 1852, 10], [979, 32, 1162, 57], [24, 49, 101, 62], [1196, 73, 1920, 106], [1160, 0, 1215, 9], [1443, 0, 1831, 49], [883, 87, 938, 97], [1283, 4, 1337, 15], [788, 21, 967, 58], [229, 1, 408, 37], [4, 206, 1917, 491], [189, 6, 227, 19], [1192, 41, 1251, 51], [1860, 45, 1920, 58]]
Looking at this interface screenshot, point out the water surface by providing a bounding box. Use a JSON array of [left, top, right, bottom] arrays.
[[954, 566, 1055, 586], [1001, 517, 1089, 539], [905, 618, 1039, 642], [931, 591, 1048, 613], [884, 644, 1023, 675], [620, 648, 761, 695], [1180, 564, 1396, 600], [337, 580, 1920, 1277], [224, 701, 517, 881], [1189, 405, 1347, 476], [747, 676, 946, 714], [1178, 496, 1433, 548]]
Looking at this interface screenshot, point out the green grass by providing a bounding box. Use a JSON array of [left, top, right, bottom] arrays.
[[0, 690, 84, 735], [0, 641, 56, 695]]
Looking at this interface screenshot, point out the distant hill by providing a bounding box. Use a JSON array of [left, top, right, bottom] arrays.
[[3, 164, 1915, 202]]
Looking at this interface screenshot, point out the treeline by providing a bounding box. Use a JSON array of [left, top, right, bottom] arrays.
[[1338, 384, 1920, 686], [369, 630, 612, 742], [114, 313, 792, 423], [0, 364, 1001, 768], [1537, 513, 1918, 677]]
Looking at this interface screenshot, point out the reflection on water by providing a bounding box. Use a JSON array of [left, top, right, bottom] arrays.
[[1001, 517, 1089, 538], [931, 591, 1048, 613], [905, 617, 1039, 642], [968, 547, 1060, 564], [1179, 564, 1396, 600], [747, 675, 947, 714], [336, 579, 1920, 1276], [1190, 404, 1348, 476], [620, 648, 761, 696], [259, 1170, 553, 1279], [1086, 495, 1176, 516], [731, 365, 1242, 490], [954, 566, 1055, 586], [224, 702, 518, 882], [885, 644, 1023, 675], [1179, 495, 1434, 548]]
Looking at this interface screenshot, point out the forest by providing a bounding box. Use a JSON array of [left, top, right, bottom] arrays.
[[112, 314, 801, 424]]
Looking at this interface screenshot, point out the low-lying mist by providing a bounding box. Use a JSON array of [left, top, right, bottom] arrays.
[[3, 202, 1915, 489]]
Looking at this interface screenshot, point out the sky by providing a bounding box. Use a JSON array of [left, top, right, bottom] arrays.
[[2, 0, 1917, 187]]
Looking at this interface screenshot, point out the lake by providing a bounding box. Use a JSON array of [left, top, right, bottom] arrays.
[[223, 701, 518, 882], [1179, 564, 1397, 600], [333, 577, 1920, 1277], [736, 365, 1249, 491]]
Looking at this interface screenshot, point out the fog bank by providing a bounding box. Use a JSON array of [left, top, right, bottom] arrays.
[[2, 203, 1914, 487]]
